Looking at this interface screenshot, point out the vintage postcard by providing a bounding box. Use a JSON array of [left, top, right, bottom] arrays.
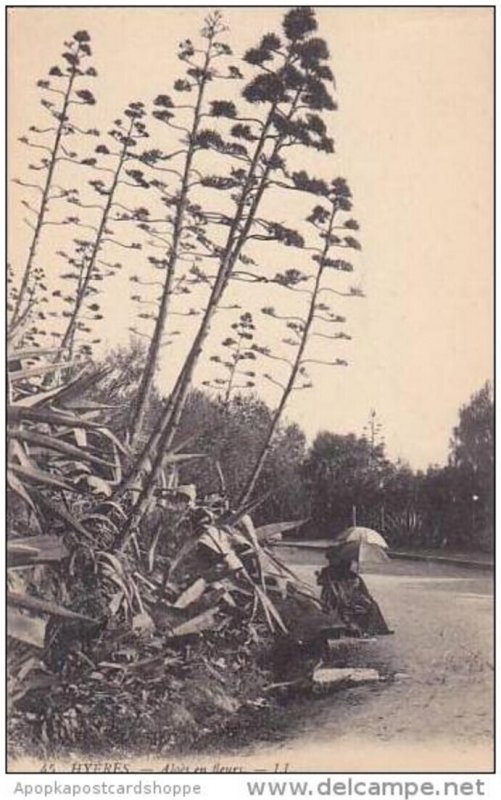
[[5, 4, 494, 775]]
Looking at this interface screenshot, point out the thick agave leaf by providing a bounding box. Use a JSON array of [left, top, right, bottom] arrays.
[[254, 586, 288, 634], [95, 500, 127, 520], [199, 527, 248, 571], [7, 469, 36, 511], [238, 514, 261, 550], [174, 578, 207, 609], [200, 525, 248, 553], [165, 534, 200, 578], [34, 492, 95, 539], [48, 366, 113, 407], [232, 515, 316, 615], [7, 347, 61, 362], [13, 367, 92, 408], [7, 535, 68, 567], [108, 591, 125, 616], [236, 514, 268, 592], [9, 360, 77, 382], [199, 526, 232, 554], [132, 611, 155, 633], [14, 366, 109, 410], [223, 491, 273, 527], [8, 405, 129, 511], [164, 452, 207, 465], [62, 399, 118, 412], [7, 607, 46, 648], [9, 405, 111, 431], [9, 437, 31, 467], [264, 549, 322, 605], [8, 592, 97, 623], [86, 424, 130, 458], [72, 428, 87, 448], [98, 553, 135, 615], [9, 462, 80, 493], [170, 607, 221, 637], [108, 442, 122, 485], [255, 519, 307, 542], [11, 429, 116, 470], [80, 475, 112, 497]]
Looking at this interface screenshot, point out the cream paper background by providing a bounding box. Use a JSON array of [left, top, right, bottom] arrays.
[[6, 4, 494, 774]]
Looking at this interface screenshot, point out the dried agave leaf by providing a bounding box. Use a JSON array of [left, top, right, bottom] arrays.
[[7, 535, 68, 567], [132, 611, 155, 633], [7, 347, 60, 362], [254, 586, 288, 634], [7, 607, 46, 648], [9, 462, 79, 493], [14, 367, 92, 408], [72, 428, 87, 448], [170, 607, 221, 637], [7, 469, 36, 511], [9, 360, 77, 382], [12, 429, 115, 469], [174, 578, 207, 609], [84, 475, 113, 497], [108, 591, 124, 616], [35, 493, 95, 540], [8, 592, 97, 624], [255, 519, 307, 542]]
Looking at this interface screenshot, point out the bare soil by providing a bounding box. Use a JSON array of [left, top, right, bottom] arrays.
[[229, 555, 494, 771]]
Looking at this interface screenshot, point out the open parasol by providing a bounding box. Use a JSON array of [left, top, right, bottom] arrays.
[[331, 526, 390, 565]]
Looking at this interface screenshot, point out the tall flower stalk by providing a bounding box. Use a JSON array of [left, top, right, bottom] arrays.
[[118, 7, 340, 547], [238, 178, 361, 507], [127, 12, 235, 446], [58, 104, 148, 359], [10, 30, 96, 333]]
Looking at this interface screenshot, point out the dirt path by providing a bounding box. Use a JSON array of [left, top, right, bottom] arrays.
[[245, 555, 494, 772]]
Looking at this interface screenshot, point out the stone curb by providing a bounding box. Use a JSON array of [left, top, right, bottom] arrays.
[[272, 541, 493, 571], [387, 551, 493, 570]]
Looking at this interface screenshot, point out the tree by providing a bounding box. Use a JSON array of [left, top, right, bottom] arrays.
[[448, 381, 494, 548], [377, 383, 494, 552], [450, 382, 493, 476], [302, 431, 393, 537], [256, 421, 308, 523], [91, 338, 163, 436], [174, 389, 306, 522]]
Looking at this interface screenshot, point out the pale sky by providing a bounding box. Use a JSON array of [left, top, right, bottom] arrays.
[[8, 6, 494, 469]]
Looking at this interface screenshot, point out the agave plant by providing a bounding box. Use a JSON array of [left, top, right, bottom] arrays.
[[7, 347, 127, 533], [6, 346, 129, 652], [7, 536, 98, 647], [137, 484, 322, 641]]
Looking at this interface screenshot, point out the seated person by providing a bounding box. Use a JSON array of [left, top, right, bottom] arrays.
[[317, 546, 393, 636]]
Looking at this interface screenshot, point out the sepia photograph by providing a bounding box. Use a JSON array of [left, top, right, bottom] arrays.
[[5, 4, 494, 774]]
